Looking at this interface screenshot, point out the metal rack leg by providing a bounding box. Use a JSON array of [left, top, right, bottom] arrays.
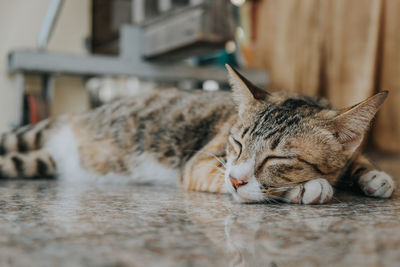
[[13, 73, 25, 128]]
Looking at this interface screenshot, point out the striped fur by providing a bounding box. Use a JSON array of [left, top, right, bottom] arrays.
[[0, 151, 56, 178], [0, 119, 53, 155], [0, 65, 393, 204], [0, 119, 57, 179]]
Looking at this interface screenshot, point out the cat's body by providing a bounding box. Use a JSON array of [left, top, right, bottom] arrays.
[[0, 66, 395, 204], [50, 88, 233, 186]]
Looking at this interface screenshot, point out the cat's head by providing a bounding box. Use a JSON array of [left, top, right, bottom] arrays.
[[224, 64, 388, 203]]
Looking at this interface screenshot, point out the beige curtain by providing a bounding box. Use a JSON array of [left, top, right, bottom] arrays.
[[250, 0, 400, 152]]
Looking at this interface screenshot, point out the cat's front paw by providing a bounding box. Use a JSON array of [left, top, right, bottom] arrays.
[[284, 178, 333, 204], [359, 170, 394, 198]]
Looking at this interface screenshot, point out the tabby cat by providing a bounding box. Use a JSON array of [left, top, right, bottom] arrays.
[[0, 65, 394, 204]]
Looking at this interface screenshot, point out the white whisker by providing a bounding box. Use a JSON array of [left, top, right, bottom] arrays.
[[186, 150, 227, 167], [200, 163, 226, 173]]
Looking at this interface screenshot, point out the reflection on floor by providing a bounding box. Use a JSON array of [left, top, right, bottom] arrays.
[[0, 153, 399, 267]]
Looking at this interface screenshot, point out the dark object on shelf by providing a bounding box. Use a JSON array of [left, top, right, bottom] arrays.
[[92, 0, 234, 61]]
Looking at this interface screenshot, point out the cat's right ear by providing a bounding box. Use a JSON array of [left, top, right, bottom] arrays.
[[332, 91, 388, 153], [226, 64, 269, 114]]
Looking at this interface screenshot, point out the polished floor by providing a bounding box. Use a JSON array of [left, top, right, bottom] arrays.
[[0, 153, 399, 267]]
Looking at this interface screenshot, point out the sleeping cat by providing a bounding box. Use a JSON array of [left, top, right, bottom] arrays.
[[0, 65, 394, 204]]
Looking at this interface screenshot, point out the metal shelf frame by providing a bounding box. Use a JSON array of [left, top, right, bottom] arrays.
[[8, 27, 267, 83], [7, 0, 268, 127]]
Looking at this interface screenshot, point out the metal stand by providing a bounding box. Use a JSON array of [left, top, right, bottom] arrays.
[[7, 0, 268, 126]]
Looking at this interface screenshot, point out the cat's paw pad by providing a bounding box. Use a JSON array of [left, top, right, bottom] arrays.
[[359, 170, 394, 198], [284, 178, 333, 204]]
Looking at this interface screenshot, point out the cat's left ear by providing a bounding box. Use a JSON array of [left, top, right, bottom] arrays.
[[226, 64, 269, 114], [333, 91, 388, 153]]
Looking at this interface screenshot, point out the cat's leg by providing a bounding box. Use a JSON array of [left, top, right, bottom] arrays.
[[181, 135, 228, 194], [0, 151, 56, 179], [346, 154, 395, 198], [282, 178, 334, 204]]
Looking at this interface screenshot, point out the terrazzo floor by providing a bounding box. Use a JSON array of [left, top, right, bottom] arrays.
[[0, 153, 399, 267]]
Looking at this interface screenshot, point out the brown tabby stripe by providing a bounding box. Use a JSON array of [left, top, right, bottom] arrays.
[[297, 157, 327, 175], [135, 96, 180, 153], [143, 94, 159, 107], [11, 155, 24, 177], [270, 137, 281, 150], [250, 106, 276, 135], [37, 159, 48, 176], [0, 123, 47, 154], [17, 133, 29, 152], [251, 98, 324, 139], [0, 134, 6, 155], [256, 156, 293, 173], [280, 176, 293, 182], [34, 131, 42, 149], [241, 127, 250, 138], [30, 120, 53, 151]]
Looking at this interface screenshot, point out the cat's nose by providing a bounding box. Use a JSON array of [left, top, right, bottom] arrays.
[[229, 175, 248, 190]]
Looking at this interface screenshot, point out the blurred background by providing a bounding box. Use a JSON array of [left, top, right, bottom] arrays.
[[1, 0, 399, 153]]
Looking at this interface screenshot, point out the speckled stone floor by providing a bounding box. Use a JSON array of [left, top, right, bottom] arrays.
[[0, 153, 399, 267]]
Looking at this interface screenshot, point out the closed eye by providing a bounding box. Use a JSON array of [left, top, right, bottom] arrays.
[[297, 156, 332, 175], [229, 136, 242, 157], [256, 155, 295, 173]]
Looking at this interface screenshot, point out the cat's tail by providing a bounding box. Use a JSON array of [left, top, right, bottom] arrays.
[[0, 119, 54, 155], [0, 150, 56, 179], [0, 119, 57, 179]]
